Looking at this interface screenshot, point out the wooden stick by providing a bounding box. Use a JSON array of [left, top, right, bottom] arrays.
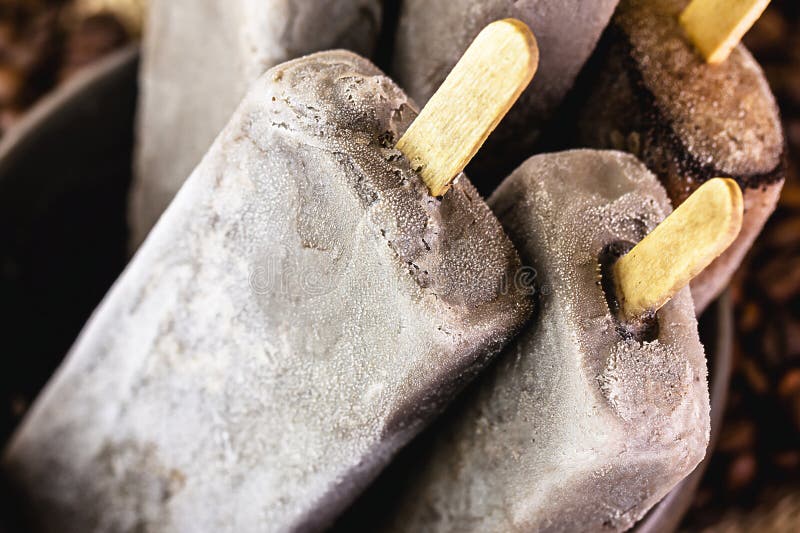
[[680, 0, 771, 64], [613, 178, 743, 320], [396, 19, 538, 197]]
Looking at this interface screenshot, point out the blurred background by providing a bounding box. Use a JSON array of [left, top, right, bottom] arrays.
[[0, 1, 141, 137], [0, 0, 797, 531]]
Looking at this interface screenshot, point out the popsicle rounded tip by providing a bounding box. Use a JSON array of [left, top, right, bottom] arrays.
[[705, 177, 745, 240], [396, 18, 538, 197], [679, 0, 772, 64], [613, 177, 743, 320], [487, 18, 540, 74]]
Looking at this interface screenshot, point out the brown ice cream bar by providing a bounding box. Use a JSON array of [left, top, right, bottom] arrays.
[[340, 150, 711, 532], [393, 0, 620, 193], [576, 0, 785, 312], [2, 51, 533, 532]]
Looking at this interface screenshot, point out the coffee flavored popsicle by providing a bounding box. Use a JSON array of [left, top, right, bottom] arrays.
[[2, 22, 537, 533], [372, 150, 743, 532], [576, 0, 785, 313], [392, 0, 620, 193], [129, 0, 383, 248]]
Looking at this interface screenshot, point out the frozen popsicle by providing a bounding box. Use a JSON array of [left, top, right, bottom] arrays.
[[129, 0, 383, 248], [392, 0, 620, 193], [365, 150, 739, 532], [576, 0, 785, 312], [2, 40, 537, 531]]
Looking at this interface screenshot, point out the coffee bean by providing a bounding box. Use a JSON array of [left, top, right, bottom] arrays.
[[739, 356, 770, 395], [785, 322, 800, 358], [772, 450, 800, 470], [718, 419, 757, 453], [0, 64, 23, 105], [757, 255, 800, 302], [738, 302, 761, 333], [60, 13, 127, 80], [727, 453, 758, 491]]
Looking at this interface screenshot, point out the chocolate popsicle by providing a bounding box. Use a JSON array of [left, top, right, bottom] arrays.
[[392, 0, 620, 193], [129, 0, 383, 248], [2, 51, 533, 532], [374, 150, 713, 532], [576, 0, 785, 312]]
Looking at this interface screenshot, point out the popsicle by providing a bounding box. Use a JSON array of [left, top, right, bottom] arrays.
[[392, 0, 620, 193], [576, 0, 785, 312], [2, 23, 538, 532], [364, 150, 741, 532], [129, 0, 383, 248]]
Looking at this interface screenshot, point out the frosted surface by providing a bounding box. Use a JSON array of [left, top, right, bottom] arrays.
[[3, 52, 532, 533], [130, 0, 382, 248], [380, 150, 710, 532], [393, 0, 619, 187]]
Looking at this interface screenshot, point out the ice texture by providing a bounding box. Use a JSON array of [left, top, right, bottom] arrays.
[[392, 0, 619, 192], [130, 0, 383, 248], [376, 150, 710, 532], [576, 0, 785, 312], [2, 51, 532, 533]]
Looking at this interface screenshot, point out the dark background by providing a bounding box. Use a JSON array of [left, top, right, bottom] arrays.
[[0, 0, 798, 530]]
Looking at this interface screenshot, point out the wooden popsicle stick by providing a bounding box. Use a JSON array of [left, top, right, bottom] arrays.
[[396, 19, 538, 197], [679, 0, 771, 64], [613, 178, 743, 320]]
